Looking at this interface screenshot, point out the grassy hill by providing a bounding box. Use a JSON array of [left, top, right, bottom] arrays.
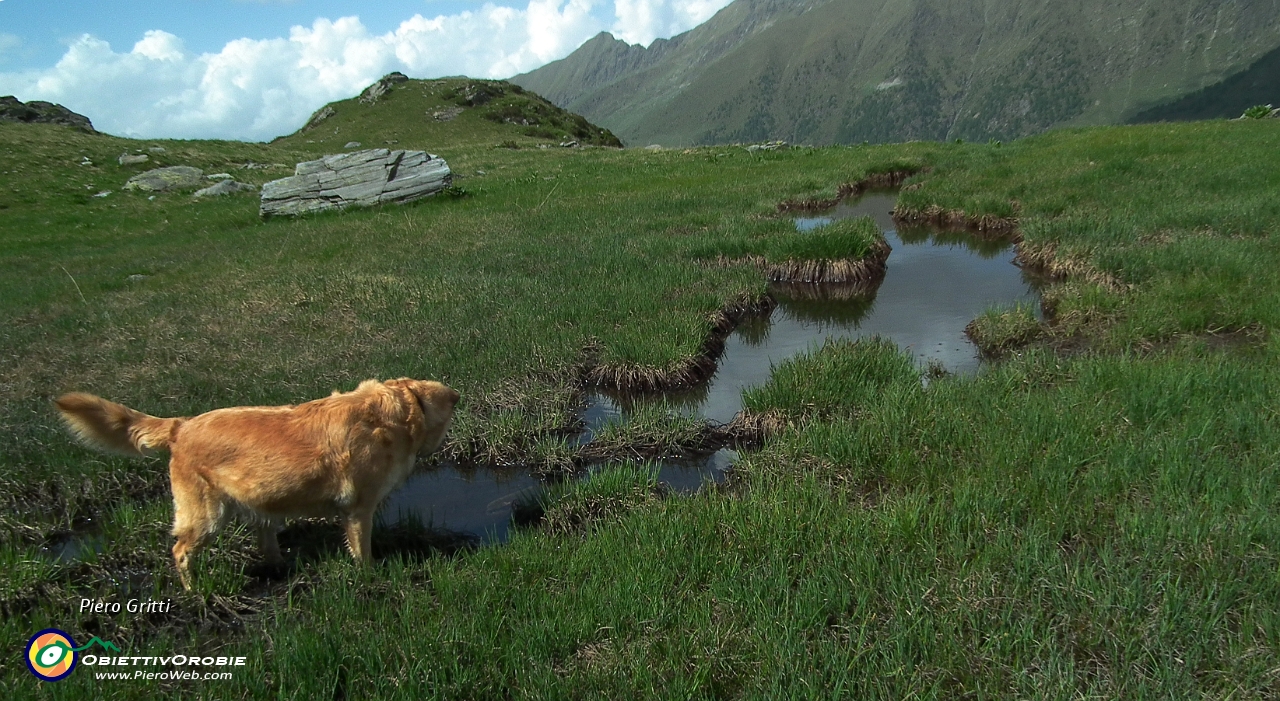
[[4, 99, 1280, 696], [272, 74, 621, 152], [515, 0, 1280, 146]]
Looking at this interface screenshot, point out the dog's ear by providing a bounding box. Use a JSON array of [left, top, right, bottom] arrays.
[[390, 380, 458, 453], [384, 378, 459, 419], [411, 380, 460, 415], [426, 381, 460, 410]]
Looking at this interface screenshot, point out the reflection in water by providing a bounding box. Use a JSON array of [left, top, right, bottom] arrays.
[[896, 226, 1011, 258], [378, 466, 541, 543], [767, 285, 878, 326], [41, 533, 104, 563], [735, 315, 773, 347], [380, 190, 1042, 542]]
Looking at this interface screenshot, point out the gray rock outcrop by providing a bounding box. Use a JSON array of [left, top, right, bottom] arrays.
[[0, 96, 96, 133], [302, 105, 336, 131], [431, 106, 464, 121], [194, 180, 257, 198], [359, 72, 409, 104], [123, 166, 205, 193], [259, 149, 451, 217]]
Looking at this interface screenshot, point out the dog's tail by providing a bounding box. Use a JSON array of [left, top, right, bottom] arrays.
[[54, 393, 185, 457]]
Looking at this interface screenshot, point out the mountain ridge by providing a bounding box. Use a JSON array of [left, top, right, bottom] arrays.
[[514, 0, 1280, 146]]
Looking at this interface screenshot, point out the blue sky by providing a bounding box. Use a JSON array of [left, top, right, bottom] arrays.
[[0, 0, 730, 140]]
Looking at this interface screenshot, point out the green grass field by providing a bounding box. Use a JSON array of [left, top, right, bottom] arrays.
[[3, 108, 1280, 697]]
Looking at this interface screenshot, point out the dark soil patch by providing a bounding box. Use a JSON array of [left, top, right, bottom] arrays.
[[1136, 324, 1269, 356], [0, 467, 169, 546]]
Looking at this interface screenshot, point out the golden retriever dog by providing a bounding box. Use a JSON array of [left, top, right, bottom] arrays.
[[55, 378, 459, 590]]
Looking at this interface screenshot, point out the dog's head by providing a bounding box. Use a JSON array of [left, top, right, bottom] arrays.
[[383, 378, 460, 454]]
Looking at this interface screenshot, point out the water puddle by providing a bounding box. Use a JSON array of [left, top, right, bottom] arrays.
[[597, 191, 1042, 423], [377, 451, 737, 544], [377, 467, 541, 544], [41, 531, 104, 563], [378, 190, 1040, 543]]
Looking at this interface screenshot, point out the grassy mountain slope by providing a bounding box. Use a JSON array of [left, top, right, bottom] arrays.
[[272, 75, 621, 152], [515, 0, 1280, 146], [515, 0, 830, 142]]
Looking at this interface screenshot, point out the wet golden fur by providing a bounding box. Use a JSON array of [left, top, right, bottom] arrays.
[[55, 378, 459, 590]]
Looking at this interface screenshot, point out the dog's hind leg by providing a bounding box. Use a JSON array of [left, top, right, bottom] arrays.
[[256, 522, 283, 566], [169, 462, 226, 591], [343, 510, 375, 563]]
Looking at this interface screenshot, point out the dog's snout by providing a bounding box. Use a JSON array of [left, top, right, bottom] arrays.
[[445, 387, 460, 407]]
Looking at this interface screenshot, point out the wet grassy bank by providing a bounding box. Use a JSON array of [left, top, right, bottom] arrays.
[[3, 118, 1280, 697]]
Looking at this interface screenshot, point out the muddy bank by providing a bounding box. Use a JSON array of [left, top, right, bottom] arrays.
[[963, 309, 1044, 358], [890, 202, 1130, 294], [892, 204, 1020, 236], [763, 237, 891, 284], [1013, 240, 1130, 293], [584, 294, 776, 393], [702, 237, 890, 287], [573, 409, 784, 464], [432, 291, 786, 471], [438, 406, 781, 475], [0, 469, 169, 550], [776, 171, 916, 213]]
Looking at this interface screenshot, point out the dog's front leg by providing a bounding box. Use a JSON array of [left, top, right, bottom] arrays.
[[343, 511, 374, 563]]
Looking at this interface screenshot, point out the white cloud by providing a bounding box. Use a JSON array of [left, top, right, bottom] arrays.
[[132, 30, 185, 62], [610, 0, 730, 47], [0, 0, 729, 141]]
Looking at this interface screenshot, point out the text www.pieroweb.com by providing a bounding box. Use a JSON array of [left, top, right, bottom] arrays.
[[84, 654, 244, 681]]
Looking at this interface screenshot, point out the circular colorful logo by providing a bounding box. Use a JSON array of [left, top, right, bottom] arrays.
[[25, 629, 78, 681]]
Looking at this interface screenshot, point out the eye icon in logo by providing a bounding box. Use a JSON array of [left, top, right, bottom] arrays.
[[26, 629, 78, 681]]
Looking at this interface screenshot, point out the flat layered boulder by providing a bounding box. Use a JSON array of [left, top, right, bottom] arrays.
[[259, 149, 451, 218]]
